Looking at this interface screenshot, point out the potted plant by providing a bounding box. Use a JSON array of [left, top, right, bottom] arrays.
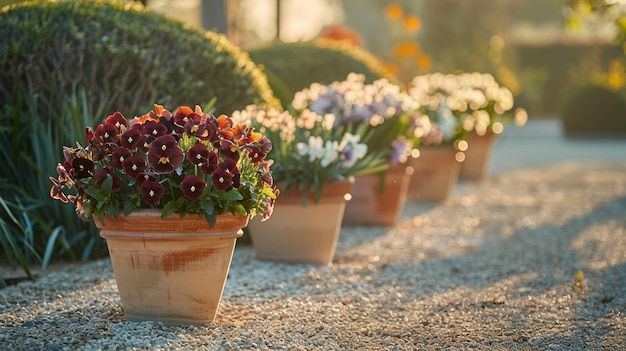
[[49, 103, 278, 324], [233, 104, 387, 264], [404, 73, 474, 202], [290, 73, 431, 226], [409, 72, 526, 184]]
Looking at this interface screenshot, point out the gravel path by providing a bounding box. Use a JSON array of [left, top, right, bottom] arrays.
[[1, 122, 626, 350]]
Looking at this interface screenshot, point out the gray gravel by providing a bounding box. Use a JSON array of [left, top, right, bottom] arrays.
[[2, 121, 626, 350]]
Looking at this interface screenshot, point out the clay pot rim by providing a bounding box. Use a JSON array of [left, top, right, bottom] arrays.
[[275, 177, 354, 204], [94, 209, 248, 237]]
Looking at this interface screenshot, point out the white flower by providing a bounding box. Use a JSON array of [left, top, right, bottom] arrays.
[[320, 140, 339, 167], [337, 133, 368, 168], [297, 135, 325, 162]]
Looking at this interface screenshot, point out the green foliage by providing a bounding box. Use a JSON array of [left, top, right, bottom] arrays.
[[0, 0, 277, 120], [249, 40, 395, 107], [559, 84, 626, 135], [0, 90, 110, 285]]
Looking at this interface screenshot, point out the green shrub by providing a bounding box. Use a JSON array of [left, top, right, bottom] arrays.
[[0, 0, 277, 119], [249, 39, 397, 107], [559, 84, 626, 136]]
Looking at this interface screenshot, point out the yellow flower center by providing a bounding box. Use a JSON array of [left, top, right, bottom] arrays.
[[191, 125, 199, 133], [119, 156, 125, 162], [196, 154, 202, 160], [191, 186, 196, 192], [152, 130, 158, 136], [104, 132, 109, 138], [149, 190, 155, 197], [161, 145, 167, 151], [160, 157, 169, 164], [127, 137, 133, 144], [219, 177, 224, 183], [132, 164, 137, 171]]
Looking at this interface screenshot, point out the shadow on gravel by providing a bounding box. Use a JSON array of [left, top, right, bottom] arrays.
[[398, 194, 626, 294]]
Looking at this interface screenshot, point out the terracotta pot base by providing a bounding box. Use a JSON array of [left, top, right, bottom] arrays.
[[95, 210, 247, 325], [460, 133, 498, 181], [248, 179, 353, 265], [343, 165, 410, 226], [407, 147, 462, 202]]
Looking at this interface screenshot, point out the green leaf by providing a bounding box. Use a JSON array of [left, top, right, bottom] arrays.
[[220, 189, 244, 201], [206, 213, 217, 228], [201, 201, 215, 216], [230, 203, 247, 216], [162, 200, 178, 218], [101, 174, 113, 194]]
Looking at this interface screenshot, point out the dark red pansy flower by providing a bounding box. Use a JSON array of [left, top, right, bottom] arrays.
[[204, 117, 219, 144], [110, 147, 131, 169], [211, 169, 234, 191], [94, 168, 121, 193], [184, 112, 209, 138], [142, 120, 168, 139], [180, 175, 207, 201], [105, 111, 128, 131], [173, 106, 193, 131], [123, 155, 147, 178], [259, 135, 272, 154], [200, 150, 219, 174], [71, 158, 94, 179], [94, 124, 119, 144], [148, 135, 184, 174], [217, 158, 240, 188], [247, 145, 267, 165], [140, 178, 164, 205], [219, 139, 240, 161], [135, 173, 156, 186], [187, 142, 209, 166], [120, 128, 143, 149]]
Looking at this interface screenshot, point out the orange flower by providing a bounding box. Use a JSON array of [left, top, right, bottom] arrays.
[[318, 25, 363, 47], [404, 14, 421, 33], [393, 41, 421, 58], [416, 54, 432, 70], [385, 4, 403, 21], [383, 62, 399, 76]]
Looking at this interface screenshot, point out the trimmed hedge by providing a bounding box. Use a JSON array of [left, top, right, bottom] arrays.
[[249, 39, 396, 107], [0, 0, 277, 118], [559, 84, 626, 136]]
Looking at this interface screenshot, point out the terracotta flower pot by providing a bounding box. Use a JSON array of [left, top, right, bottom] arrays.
[[247, 178, 353, 265], [406, 146, 462, 202], [95, 210, 247, 325], [460, 132, 498, 181], [342, 165, 411, 226]]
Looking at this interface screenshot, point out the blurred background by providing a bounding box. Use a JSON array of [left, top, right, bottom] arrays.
[[135, 0, 624, 119], [2, 0, 623, 119]]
